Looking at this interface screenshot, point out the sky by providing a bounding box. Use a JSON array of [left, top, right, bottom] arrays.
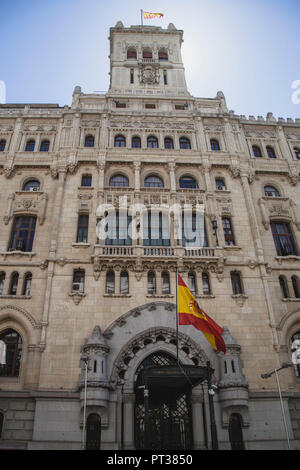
[[0, 0, 299, 119]]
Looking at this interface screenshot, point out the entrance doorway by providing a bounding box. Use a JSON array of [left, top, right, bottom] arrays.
[[86, 413, 101, 450], [134, 351, 193, 450]]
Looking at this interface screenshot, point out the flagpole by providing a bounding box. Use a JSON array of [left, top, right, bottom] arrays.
[[176, 267, 179, 362], [141, 9, 143, 26]]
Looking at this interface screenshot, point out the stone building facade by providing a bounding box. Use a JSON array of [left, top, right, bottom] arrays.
[[0, 21, 300, 450]]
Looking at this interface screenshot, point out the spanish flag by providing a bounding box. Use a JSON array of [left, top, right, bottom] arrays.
[[178, 274, 226, 353], [143, 11, 164, 19]]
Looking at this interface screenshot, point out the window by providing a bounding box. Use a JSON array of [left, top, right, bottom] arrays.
[[222, 217, 235, 246], [127, 48, 137, 59], [0, 272, 5, 295], [72, 269, 85, 293], [292, 275, 300, 298], [81, 174, 92, 187], [109, 174, 129, 187], [84, 135, 94, 147], [202, 272, 211, 295], [40, 140, 50, 152], [145, 103, 156, 109], [179, 176, 198, 189], [182, 212, 208, 247], [188, 272, 197, 296], [116, 102, 126, 108], [162, 271, 170, 294], [120, 271, 129, 294], [9, 216, 37, 252], [143, 210, 170, 246], [22, 272, 32, 296], [144, 175, 164, 188], [158, 49, 168, 61], [271, 221, 296, 256], [266, 146, 276, 159], [179, 137, 191, 149], [147, 271, 156, 294], [0, 329, 22, 377], [77, 215, 89, 243], [25, 140, 35, 152], [105, 211, 132, 246], [279, 275, 289, 299], [132, 136, 141, 148], [252, 145, 262, 158], [264, 185, 280, 197], [163, 70, 167, 85], [130, 69, 134, 84], [231, 271, 243, 295], [22, 179, 40, 191], [147, 136, 158, 148], [216, 179, 226, 191], [0, 411, 3, 438], [0, 139, 6, 151], [106, 270, 115, 294], [164, 137, 174, 149], [294, 148, 300, 160], [9, 272, 19, 295], [210, 139, 220, 151], [114, 135, 126, 147], [143, 49, 152, 59]]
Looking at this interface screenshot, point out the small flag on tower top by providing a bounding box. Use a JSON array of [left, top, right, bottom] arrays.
[[143, 11, 164, 19], [177, 274, 226, 353]]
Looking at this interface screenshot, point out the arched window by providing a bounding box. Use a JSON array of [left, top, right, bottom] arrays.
[[215, 178, 226, 190], [202, 272, 211, 295], [252, 145, 262, 158], [81, 174, 92, 187], [114, 135, 126, 147], [127, 48, 137, 59], [292, 275, 300, 298], [77, 215, 89, 243], [120, 271, 129, 294], [132, 136, 141, 148], [148, 271, 156, 294], [72, 269, 85, 293], [9, 216, 37, 252], [164, 137, 174, 149], [22, 272, 32, 296], [231, 271, 243, 295], [25, 140, 35, 152], [179, 176, 198, 189], [279, 275, 289, 299], [147, 136, 158, 148], [264, 185, 280, 197], [210, 139, 220, 151], [179, 137, 191, 149], [158, 49, 168, 61], [109, 174, 129, 187], [162, 271, 170, 294], [0, 272, 5, 295], [0, 329, 22, 377], [22, 179, 40, 191], [229, 413, 244, 450], [294, 148, 300, 160], [188, 272, 197, 296], [144, 175, 164, 188], [40, 140, 50, 152], [106, 270, 115, 294], [84, 135, 94, 147], [143, 48, 152, 59], [0, 139, 6, 152], [266, 146, 276, 159], [86, 413, 101, 450]]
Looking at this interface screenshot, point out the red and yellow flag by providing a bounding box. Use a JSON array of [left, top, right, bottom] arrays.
[[178, 274, 226, 353], [143, 11, 164, 19]]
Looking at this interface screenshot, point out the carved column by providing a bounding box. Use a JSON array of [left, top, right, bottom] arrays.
[[195, 117, 207, 153], [134, 161, 141, 192], [223, 118, 236, 155], [100, 114, 109, 148], [72, 112, 81, 148], [168, 162, 176, 192], [9, 117, 24, 155], [53, 117, 63, 152]]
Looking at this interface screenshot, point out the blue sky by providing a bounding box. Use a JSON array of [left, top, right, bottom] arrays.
[[0, 0, 299, 118]]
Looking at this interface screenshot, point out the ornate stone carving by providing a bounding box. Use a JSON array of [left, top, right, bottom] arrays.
[[138, 62, 160, 84]]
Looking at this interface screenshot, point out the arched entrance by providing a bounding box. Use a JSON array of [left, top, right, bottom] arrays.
[[134, 351, 193, 450], [86, 413, 101, 450]]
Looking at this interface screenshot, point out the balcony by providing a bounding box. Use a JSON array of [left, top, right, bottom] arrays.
[[95, 245, 220, 259]]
